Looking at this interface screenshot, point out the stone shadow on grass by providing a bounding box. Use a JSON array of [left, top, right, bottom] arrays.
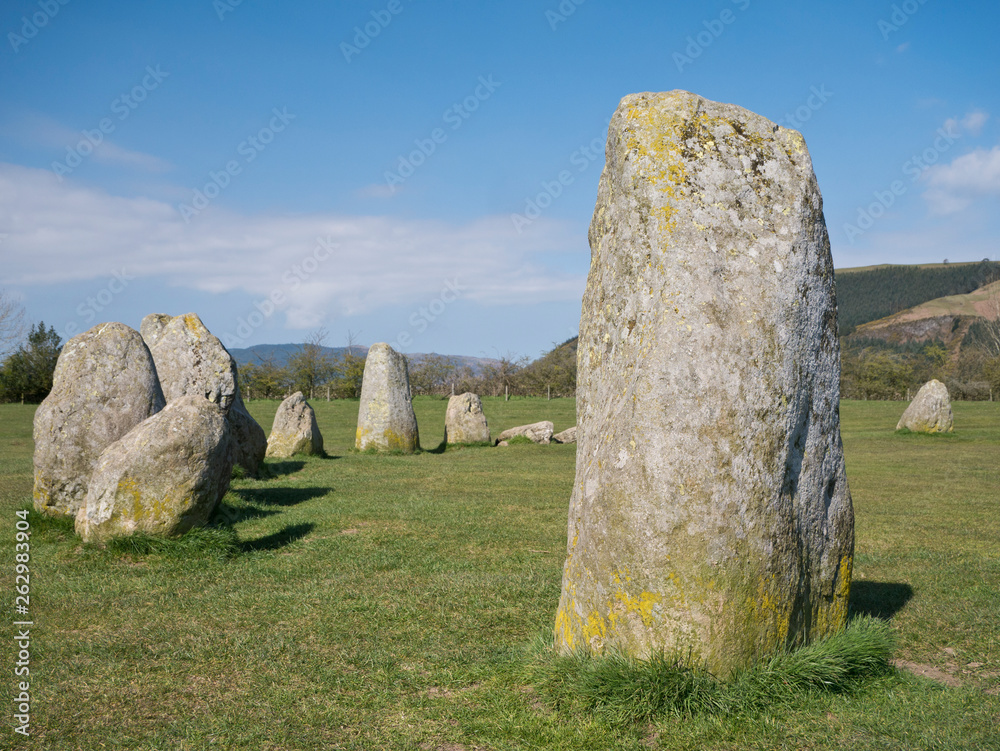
[[232, 486, 331, 507], [210, 501, 280, 526], [263, 460, 306, 477], [240, 522, 314, 553], [849, 581, 914, 620]]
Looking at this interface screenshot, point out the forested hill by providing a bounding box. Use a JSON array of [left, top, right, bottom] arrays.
[[835, 260, 1000, 335]]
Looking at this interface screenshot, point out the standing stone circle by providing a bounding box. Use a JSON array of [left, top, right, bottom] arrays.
[[356, 343, 419, 452], [496, 421, 554, 445], [75, 395, 234, 542], [33, 322, 164, 518], [267, 391, 324, 458], [554, 91, 854, 677], [897, 379, 954, 433], [444, 392, 491, 444]]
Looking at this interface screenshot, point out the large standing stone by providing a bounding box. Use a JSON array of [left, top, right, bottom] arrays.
[[444, 393, 491, 444], [356, 343, 419, 452], [897, 379, 953, 433], [75, 396, 234, 542], [139, 313, 173, 349], [146, 313, 266, 474], [33, 323, 164, 518], [266, 391, 324, 458], [229, 388, 269, 475], [496, 421, 554, 445], [148, 313, 237, 411], [554, 91, 854, 677]]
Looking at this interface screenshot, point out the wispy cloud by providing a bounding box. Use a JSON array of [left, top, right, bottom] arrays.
[[0, 163, 586, 328], [922, 145, 1000, 215]]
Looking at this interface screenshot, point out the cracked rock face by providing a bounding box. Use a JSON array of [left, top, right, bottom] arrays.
[[33, 322, 165, 518], [356, 343, 419, 453], [554, 91, 854, 676], [897, 379, 953, 433]]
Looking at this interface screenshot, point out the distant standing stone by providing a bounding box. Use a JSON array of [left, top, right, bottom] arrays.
[[76, 396, 234, 542], [496, 421, 554, 445], [552, 426, 577, 444], [356, 343, 419, 452], [148, 313, 237, 412], [897, 379, 954, 433], [445, 392, 491, 444], [33, 323, 164, 519], [554, 91, 854, 677], [139, 313, 174, 349], [267, 391, 324, 458]]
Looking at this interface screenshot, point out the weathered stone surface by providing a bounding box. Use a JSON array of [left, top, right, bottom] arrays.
[[148, 313, 237, 412], [444, 392, 491, 444], [554, 91, 854, 677], [139, 313, 173, 349], [496, 421, 554, 445], [553, 426, 578, 444], [75, 396, 233, 542], [897, 379, 953, 433], [33, 323, 164, 518], [230, 388, 268, 475], [356, 343, 419, 452], [267, 391, 324, 458]]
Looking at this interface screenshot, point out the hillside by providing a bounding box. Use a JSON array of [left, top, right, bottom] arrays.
[[834, 259, 1000, 335]]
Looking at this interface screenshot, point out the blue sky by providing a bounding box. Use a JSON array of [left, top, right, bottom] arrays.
[[1, 0, 998, 359]]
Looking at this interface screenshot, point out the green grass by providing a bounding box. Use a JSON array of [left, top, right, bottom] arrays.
[[1, 396, 998, 749]]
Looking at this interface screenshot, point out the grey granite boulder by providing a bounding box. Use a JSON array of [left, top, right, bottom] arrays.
[[229, 387, 268, 475], [897, 379, 953, 433], [554, 91, 854, 677], [139, 313, 173, 349], [33, 322, 164, 518], [75, 396, 234, 542], [356, 343, 419, 452], [444, 392, 491, 444], [266, 391, 324, 458], [496, 421, 554, 445], [148, 313, 237, 412], [553, 426, 577, 444]]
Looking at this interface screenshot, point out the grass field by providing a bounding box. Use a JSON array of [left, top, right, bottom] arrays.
[[1, 397, 998, 750]]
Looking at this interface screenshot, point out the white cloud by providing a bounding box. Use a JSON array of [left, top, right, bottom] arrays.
[[0, 163, 587, 328], [961, 110, 989, 136], [921, 145, 1000, 214]]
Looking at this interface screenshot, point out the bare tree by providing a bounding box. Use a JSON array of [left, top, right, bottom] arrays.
[[288, 328, 335, 399], [0, 290, 26, 358]]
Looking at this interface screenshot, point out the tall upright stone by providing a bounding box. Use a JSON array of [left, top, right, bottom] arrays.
[[444, 392, 490, 444], [147, 313, 267, 475], [356, 343, 419, 452], [897, 379, 953, 433], [33, 323, 164, 518], [555, 91, 854, 676]]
